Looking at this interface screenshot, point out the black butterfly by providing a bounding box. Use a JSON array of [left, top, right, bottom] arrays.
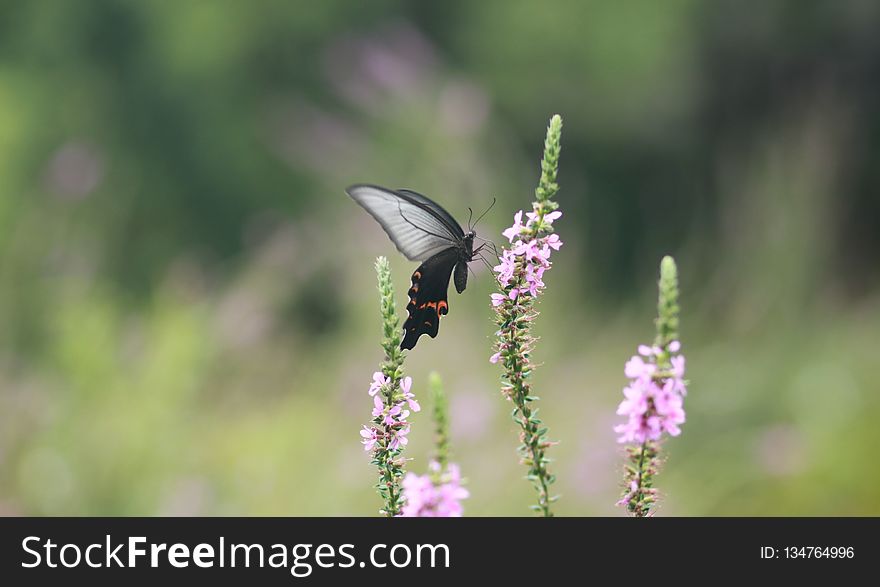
[[346, 184, 488, 350]]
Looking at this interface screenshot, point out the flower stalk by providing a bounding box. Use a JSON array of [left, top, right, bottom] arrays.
[[360, 256, 419, 516], [400, 373, 469, 517], [490, 115, 564, 516], [429, 372, 450, 476], [615, 256, 688, 516]]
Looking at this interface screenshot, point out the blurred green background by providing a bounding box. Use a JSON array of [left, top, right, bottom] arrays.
[[1, 0, 878, 516]]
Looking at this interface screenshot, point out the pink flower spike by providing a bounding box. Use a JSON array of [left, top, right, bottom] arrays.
[[616, 340, 688, 447]]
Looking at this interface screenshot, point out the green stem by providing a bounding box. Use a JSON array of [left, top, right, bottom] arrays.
[[428, 372, 450, 479], [493, 115, 563, 516], [372, 256, 408, 517]]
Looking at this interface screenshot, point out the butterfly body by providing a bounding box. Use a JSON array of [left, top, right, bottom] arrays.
[[346, 184, 478, 350]]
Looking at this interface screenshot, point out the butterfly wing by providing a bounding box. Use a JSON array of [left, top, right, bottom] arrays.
[[401, 247, 458, 350], [346, 184, 464, 262], [394, 188, 466, 238]]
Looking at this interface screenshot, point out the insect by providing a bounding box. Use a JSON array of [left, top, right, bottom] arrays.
[[346, 184, 492, 350]]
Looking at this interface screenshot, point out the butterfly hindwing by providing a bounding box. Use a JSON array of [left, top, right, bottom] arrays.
[[401, 248, 458, 351]]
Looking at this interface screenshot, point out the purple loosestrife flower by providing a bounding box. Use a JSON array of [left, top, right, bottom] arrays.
[[400, 376, 421, 412], [502, 210, 527, 242], [388, 425, 410, 451], [615, 256, 687, 517], [614, 343, 687, 443], [372, 394, 410, 426], [495, 211, 563, 301], [360, 426, 379, 452], [368, 371, 387, 397], [361, 257, 418, 516], [493, 250, 517, 286], [490, 115, 564, 516]]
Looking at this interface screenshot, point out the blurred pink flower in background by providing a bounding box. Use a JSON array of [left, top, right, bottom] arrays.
[[322, 21, 437, 111], [400, 463, 469, 517], [45, 140, 105, 200]]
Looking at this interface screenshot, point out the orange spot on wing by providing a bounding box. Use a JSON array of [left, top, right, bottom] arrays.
[[437, 300, 448, 314]]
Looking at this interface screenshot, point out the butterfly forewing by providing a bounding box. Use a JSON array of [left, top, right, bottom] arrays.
[[395, 189, 466, 237], [346, 184, 463, 261]]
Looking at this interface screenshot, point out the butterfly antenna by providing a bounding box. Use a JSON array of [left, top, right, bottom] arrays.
[[467, 207, 474, 232], [471, 197, 496, 232]]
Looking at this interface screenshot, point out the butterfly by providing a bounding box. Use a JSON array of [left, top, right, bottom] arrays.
[[346, 184, 490, 350]]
